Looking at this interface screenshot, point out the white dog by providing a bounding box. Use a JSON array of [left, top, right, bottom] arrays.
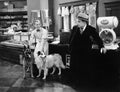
[[35, 51, 66, 80]]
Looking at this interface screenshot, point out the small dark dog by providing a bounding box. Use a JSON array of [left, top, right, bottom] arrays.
[[22, 41, 34, 79]]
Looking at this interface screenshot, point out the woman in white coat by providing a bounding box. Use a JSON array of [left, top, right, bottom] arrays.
[[29, 20, 48, 69]]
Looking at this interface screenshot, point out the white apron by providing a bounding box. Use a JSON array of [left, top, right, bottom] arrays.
[[30, 28, 48, 68]]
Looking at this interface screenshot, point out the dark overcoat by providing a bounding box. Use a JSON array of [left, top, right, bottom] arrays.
[[69, 25, 104, 80]]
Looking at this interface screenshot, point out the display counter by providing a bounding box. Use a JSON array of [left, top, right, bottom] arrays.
[[0, 40, 68, 64], [13, 32, 30, 41], [0, 34, 13, 42], [49, 43, 119, 84], [0, 40, 24, 64], [49, 43, 69, 66], [91, 49, 119, 84], [0, 32, 54, 64], [0, 40, 119, 84], [0, 32, 30, 63]]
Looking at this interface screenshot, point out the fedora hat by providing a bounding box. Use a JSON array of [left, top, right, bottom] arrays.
[[77, 12, 89, 22]]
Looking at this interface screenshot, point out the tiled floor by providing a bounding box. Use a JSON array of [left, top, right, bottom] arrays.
[[0, 58, 119, 92]]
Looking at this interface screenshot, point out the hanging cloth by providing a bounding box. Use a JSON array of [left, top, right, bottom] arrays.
[[88, 2, 97, 28], [70, 6, 76, 29], [44, 9, 49, 27], [86, 3, 90, 14], [61, 7, 66, 17], [70, 6, 75, 14], [41, 10, 48, 27], [57, 7, 62, 16], [74, 6, 80, 17], [65, 6, 69, 15], [79, 5, 85, 13], [63, 7, 70, 32]]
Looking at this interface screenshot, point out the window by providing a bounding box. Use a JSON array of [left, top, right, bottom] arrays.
[[105, 1, 120, 37], [58, 0, 98, 32]]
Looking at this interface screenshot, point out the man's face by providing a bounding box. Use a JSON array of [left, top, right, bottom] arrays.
[[76, 18, 85, 28]]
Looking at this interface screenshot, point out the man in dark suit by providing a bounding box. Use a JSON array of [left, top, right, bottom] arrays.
[[69, 12, 107, 84]]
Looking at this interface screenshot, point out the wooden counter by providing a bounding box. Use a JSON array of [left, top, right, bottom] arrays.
[[0, 41, 24, 64]]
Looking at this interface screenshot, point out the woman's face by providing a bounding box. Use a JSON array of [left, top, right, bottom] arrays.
[[76, 18, 86, 28], [34, 20, 41, 29]]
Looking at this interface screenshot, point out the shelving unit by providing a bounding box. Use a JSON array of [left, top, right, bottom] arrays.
[[0, 9, 28, 32]]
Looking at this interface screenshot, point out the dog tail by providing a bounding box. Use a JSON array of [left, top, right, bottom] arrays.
[[60, 61, 66, 69]]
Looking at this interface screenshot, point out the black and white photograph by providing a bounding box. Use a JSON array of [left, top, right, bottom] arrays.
[[0, 0, 120, 92]]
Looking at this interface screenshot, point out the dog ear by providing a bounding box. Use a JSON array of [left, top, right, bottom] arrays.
[[37, 51, 41, 56], [23, 44, 27, 51], [27, 45, 30, 49], [24, 45, 26, 49]]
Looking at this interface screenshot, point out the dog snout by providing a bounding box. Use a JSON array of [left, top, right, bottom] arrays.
[[28, 55, 31, 58]]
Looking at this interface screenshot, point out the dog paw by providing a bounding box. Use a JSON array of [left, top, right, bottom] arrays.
[[37, 75, 40, 78], [42, 77, 46, 80], [58, 75, 62, 79], [58, 73, 61, 75], [50, 72, 54, 75], [23, 76, 26, 79], [31, 75, 35, 78]]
